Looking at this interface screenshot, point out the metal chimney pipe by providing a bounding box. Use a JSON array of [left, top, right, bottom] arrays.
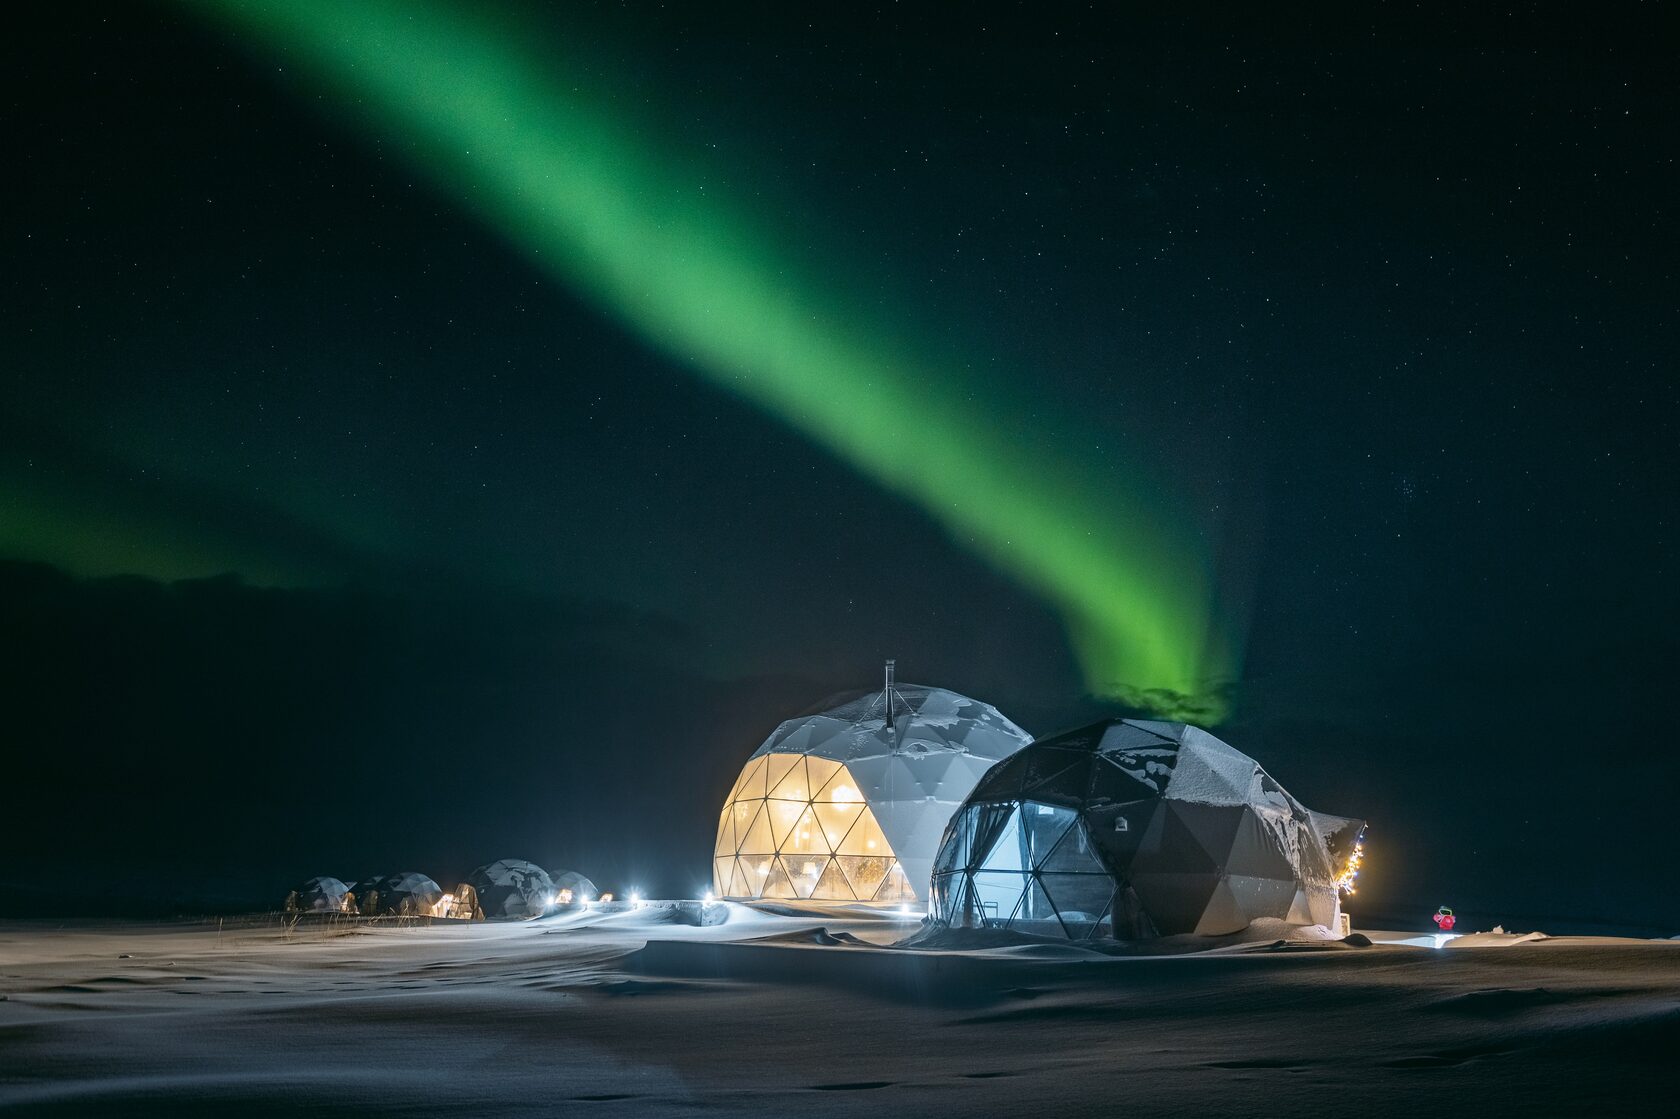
[[884, 658, 896, 731]]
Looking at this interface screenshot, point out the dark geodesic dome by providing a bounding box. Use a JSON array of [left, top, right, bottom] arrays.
[[929, 718, 1364, 939], [355, 871, 445, 917], [467, 859, 555, 920]]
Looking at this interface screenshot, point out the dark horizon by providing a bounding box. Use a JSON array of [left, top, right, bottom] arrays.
[[4, 3, 1676, 933]]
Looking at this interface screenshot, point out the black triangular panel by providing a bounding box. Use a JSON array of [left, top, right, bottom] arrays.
[[1087, 755, 1163, 804], [1086, 798, 1158, 872], [1130, 801, 1220, 875], [1223, 809, 1296, 881], [1169, 802, 1247, 868], [1127, 871, 1219, 934], [1022, 748, 1091, 800], [970, 751, 1030, 800]]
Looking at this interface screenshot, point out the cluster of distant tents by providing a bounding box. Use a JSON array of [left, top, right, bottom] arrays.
[[284, 859, 597, 921]]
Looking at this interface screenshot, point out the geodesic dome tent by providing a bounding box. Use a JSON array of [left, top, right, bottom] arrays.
[[285, 876, 354, 914], [930, 718, 1365, 939], [550, 870, 597, 905], [355, 871, 447, 917], [714, 676, 1032, 903], [467, 859, 555, 920]]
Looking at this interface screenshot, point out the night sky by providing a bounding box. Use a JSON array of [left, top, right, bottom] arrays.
[[4, 3, 1675, 931]]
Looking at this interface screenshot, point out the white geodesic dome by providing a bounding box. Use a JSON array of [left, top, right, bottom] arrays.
[[714, 682, 1032, 903], [550, 869, 597, 905], [286, 876, 353, 914]]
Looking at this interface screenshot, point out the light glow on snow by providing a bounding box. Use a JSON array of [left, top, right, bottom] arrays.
[[185, 0, 1232, 719]]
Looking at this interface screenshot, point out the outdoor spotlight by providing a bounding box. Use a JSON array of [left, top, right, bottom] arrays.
[[703, 891, 715, 905]]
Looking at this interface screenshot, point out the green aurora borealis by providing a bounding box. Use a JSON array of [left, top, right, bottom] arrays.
[[183, 0, 1231, 718]]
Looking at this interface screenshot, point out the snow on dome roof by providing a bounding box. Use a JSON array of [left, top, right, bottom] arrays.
[[466, 859, 555, 920], [752, 682, 1030, 766], [285, 876, 353, 914], [715, 681, 1033, 903], [930, 717, 1366, 938], [356, 871, 446, 917]]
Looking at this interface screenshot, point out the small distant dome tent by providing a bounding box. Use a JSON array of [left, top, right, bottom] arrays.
[[285, 876, 354, 914], [930, 718, 1365, 939], [550, 870, 597, 906], [714, 663, 1032, 904], [467, 859, 555, 920], [356, 871, 448, 917]]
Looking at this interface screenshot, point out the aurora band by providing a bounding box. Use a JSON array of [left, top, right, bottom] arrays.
[[188, 0, 1232, 718]]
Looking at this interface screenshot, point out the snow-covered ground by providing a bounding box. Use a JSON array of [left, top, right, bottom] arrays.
[[2, 904, 1677, 1116]]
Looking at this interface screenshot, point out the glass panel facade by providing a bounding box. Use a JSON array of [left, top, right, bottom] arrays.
[[715, 752, 914, 902], [929, 721, 1357, 939], [932, 800, 1124, 941]]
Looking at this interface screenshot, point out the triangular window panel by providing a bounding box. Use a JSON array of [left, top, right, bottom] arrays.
[[978, 808, 1027, 873], [1036, 819, 1108, 875], [780, 806, 830, 857], [967, 801, 1019, 869], [875, 861, 917, 902], [727, 859, 750, 899], [805, 755, 845, 794], [1089, 891, 1118, 941], [812, 859, 854, 900], [835, 805, 891, 857], [729, 756, 768, 802], [782, 855, 827, 899], [812, 800, 865, 851], [765, 798, 808, 849], [930, 872, 959, 919], [1039, 873, 1116, 931], [812, 763, 864, 804], [835, 855, 890, 900], [1014, 877, 1060, 934], [1021, 801, 1079, 867], [762, 754, 802, 799], [971, 870, 1028, 926], [729, 800, 761, 854], [713, 857, 734, 896], [768, 756, 813, 802], [933, 807, 975, 877], [738, 856, 773, 896], [713, 812, 737, 859], [736, 804, 777, 855], [761, 859, 797, 899]]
